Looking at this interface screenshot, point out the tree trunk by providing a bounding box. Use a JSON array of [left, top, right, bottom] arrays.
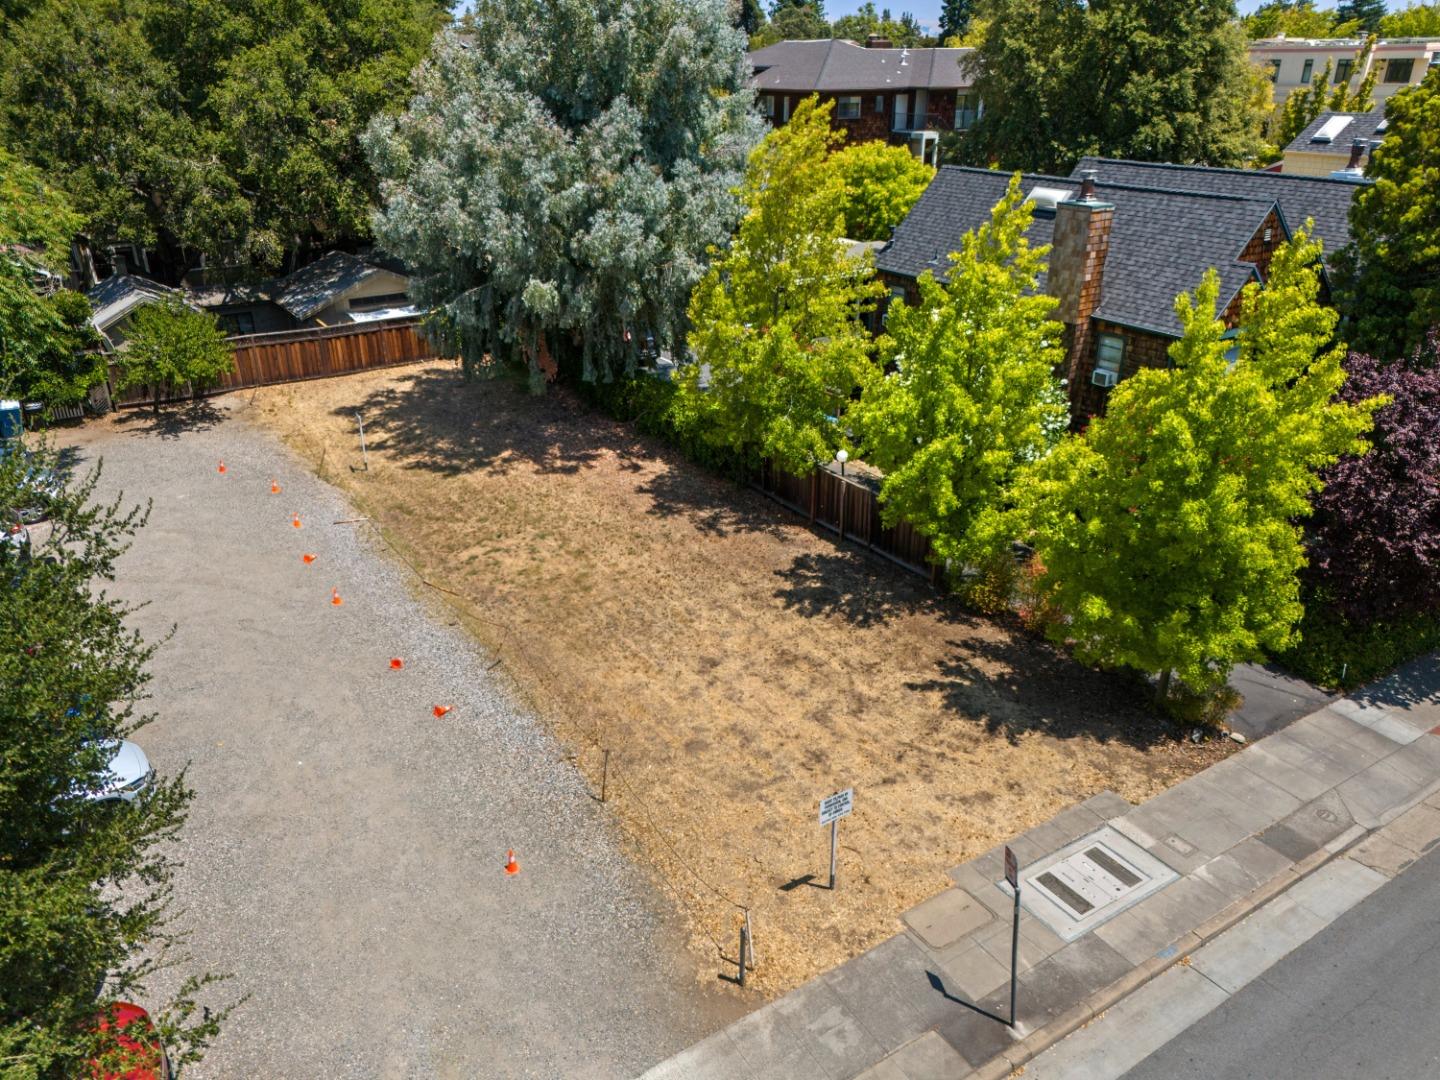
[[1156, 668, 1173, 704]]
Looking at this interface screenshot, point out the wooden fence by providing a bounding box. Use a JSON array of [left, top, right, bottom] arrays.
[[754, 458, 938, 582], [107, 318, 445, 408]]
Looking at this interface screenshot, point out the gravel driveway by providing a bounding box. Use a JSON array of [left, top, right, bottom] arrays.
[[56, 400, 744, 1078]]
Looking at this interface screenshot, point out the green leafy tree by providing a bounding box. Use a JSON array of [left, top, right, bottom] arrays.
[[115, 298, 234, 411], [1338, 0, 1387, 31], [849, 175, 1066, 568], [1335, 67, 1440, 359], [831, 2, 926, 45], [830, 141, 934, 241], [1014, 232, 1380, 700], [751, 0, 829, 43], [367, 0, 761, 387], [962, 0, 1265, 173], [1, 0, 444, 277], [938, 0, 974, 42], [0, 146, 104, 409], [674, 97, 882, 475], [0, 448, 225, 1077], [0, 145, 82, 270], [734, 0, 766, 35], [1381, 2, 1440, 35], [1242, 0, 1359, 38]]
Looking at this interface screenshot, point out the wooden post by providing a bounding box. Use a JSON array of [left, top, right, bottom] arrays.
[[837, 474, 847, 544], [809, 471, 817, 522]]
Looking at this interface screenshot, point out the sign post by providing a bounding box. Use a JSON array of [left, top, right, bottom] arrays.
[[1004, 845, 1020, 1028], [819, 788, 854, 890]]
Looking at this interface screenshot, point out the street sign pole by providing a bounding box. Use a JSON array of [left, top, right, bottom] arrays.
[[1005, 846, 1020, 1029], [819, 788, 854, 892], [829, 819, 839, 890]]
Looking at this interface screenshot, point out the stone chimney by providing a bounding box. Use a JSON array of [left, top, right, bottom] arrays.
[[865, 34, 892, 48], [1049, 170, 1115, 388]]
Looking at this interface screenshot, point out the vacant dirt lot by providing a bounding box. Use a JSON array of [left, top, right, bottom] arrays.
[[251, 361, 1227, 993]]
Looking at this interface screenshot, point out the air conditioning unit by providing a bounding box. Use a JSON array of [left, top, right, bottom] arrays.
[[1091, 368, 1119, 389]]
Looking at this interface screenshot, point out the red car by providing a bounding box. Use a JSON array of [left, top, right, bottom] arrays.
[[90, 1002, 171, 1080]]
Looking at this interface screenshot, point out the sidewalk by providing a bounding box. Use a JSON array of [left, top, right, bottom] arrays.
[[640, 653, 1440, 1080]]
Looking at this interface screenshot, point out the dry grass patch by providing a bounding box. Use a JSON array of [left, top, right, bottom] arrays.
[[250, 361, 1228, 994]]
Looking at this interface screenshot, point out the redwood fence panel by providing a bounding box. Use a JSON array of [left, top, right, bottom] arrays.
[[106, 318, 446, 408], [754, 459, 935, 581]]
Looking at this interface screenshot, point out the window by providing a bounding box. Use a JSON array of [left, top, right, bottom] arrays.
[[219, 311, 255, 335], [349, 292, 410, 312], [836, 96, 861, 120], [875, 95, 884, 114], [1301, 58, 1314, 83], [1385, 58, 1415, 83], [1335, 58, 1354, 83], [1096, 333, 1124, 374], [759, 94, 775, 118], [1266, 59, 1282, 82], [954, 93, 980, 131]]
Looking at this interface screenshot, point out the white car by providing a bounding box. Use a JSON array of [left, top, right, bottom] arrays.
[[85, 739, 156, 803]]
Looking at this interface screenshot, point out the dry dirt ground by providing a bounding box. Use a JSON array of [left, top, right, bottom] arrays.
[[249, 360, 1229, 995]]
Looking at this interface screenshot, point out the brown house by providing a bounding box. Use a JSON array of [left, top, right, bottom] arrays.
[[875, 159, 1364, 420], [748, 38, 979, 165]]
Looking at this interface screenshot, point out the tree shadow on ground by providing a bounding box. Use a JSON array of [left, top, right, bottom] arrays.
[[1348, 651, 1440, 712], [114, 400, 229, 440], [637, 463, 793, 539], [909, 615, 1176, 751], [349, 364, 796, 537], [772, 549, 950, 628], [337, 367, 634, 478]]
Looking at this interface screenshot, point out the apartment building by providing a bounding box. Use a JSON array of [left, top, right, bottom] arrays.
[[748, 37, 980, 165], [1249, 35, 1439, 104]]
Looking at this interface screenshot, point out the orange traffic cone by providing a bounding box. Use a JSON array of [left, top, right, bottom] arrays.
[[270, 478, 282, 494], [390, 658, 404, 670], [432, 704, 451, 718], [292, 513, 302, 529], [302, 553, 316, 564], [331, 587, 343, 607], [504, 850, 520, 875], [217, 460, 227, 474]]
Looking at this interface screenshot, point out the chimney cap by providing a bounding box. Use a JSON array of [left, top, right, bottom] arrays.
[[1078, 169, 1098, 201]]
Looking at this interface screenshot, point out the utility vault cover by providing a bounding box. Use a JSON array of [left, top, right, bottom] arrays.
[[1001, 826, 1177, 941]]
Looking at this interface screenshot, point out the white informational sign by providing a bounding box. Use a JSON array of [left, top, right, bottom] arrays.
[[819, 788, 854, 826]]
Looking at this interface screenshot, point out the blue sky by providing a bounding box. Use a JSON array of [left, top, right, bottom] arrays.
[[831, 0, 1288, 34]]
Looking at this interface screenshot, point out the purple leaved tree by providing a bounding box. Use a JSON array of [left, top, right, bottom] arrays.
[[1306, 328, 1440, 622]]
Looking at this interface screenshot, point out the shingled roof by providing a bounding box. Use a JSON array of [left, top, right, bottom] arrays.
[[749, 39, 974, 93], [1285, 109, 1389, 159], [1072, 157, 1360, 263], [876, 167, 1279, 338], [273, 251, 386, 321]]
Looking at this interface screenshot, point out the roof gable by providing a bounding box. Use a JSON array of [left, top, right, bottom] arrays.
[[749, 39, 975, 93], [1072, 157, 1359, 262]]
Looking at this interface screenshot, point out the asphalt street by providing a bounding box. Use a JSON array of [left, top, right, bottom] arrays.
[[1120, 841, 1440, 1080]]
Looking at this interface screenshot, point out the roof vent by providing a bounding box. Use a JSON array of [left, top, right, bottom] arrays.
[[1027, 185, 1076, 211], [1311, 114, 1354, 144]]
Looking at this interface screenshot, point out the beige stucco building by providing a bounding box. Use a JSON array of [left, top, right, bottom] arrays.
[[1249, 36, 1439, 105]]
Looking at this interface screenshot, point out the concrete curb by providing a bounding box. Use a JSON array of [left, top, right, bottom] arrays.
[[963, 778, 1440, 1080]]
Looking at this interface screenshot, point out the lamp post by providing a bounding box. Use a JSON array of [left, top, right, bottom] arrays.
[[835, 448, 848, 477]]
